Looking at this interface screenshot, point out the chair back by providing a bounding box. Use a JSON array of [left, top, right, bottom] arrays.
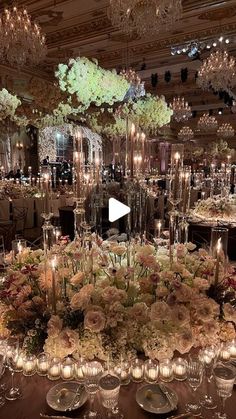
[[12, 206, 28, 232]]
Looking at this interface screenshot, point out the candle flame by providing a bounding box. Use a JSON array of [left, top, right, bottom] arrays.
[[18, 243, 23, 253], [174, 152, 180, 160], [217, 238, 222, 254], [51, 257, 57, 270], [131, 123, 135, 135]]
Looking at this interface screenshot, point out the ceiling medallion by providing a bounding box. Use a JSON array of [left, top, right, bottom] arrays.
[[178, 126, 194, 142], [217, 123, 235, 139], [0, 6, 47, 67], [197, 113, 218, 132], [169, 96, 192, 123], [108, 0, 182, 37], [197, 50, 236, 92]]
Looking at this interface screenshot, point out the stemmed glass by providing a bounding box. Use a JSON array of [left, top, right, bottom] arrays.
[[5, 338, 22, 401], [185, 356, 204, 416], [83, 361, 103, 419], [214, 363, 236, 419], [199, 346, 217, 409], [99, 373, 123, 418]]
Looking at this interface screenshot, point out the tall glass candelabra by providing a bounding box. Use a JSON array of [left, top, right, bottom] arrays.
[[168, 144, 184, 262], [73, 126, 86, 239], [41, 170, 54, 255], [178, 166, 191, 244]]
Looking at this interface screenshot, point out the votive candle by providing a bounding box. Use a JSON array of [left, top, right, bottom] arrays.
[[23, 354, 37, 376], [61, 357, 74, 380], [173, 358, 187, 381], [131, 359, 144, 383], [144, 359, 159, 383], [37, 352, 50, 376], [159, 359, 173, 382], [48, 357, 61, 380]]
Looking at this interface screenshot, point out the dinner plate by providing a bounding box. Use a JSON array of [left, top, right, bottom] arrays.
[[136, 383, 178, 414], [46, 381, 88, 412]]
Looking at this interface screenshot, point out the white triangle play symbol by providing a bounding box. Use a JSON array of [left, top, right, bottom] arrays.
[[109, 198, 130, 222]]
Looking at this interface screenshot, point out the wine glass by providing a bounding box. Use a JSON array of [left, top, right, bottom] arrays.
[[99, 373, 123, 418], [185, 356, 204, 416], [199, 347, 217, 409], [83, 361, 103, 419], [5, 337, 22, 401], [214, 363, 236, 419]]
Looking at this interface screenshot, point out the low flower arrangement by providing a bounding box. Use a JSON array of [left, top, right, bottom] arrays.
[[0, 180, 40, 199], [0, 239, 235, 361], [191, 196, 236, 223]]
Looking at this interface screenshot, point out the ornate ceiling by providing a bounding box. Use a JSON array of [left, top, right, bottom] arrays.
[[1, 0, 236, 144]]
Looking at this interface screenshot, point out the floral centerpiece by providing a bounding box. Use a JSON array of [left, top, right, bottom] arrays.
[[0, 237, 235, 361], [0, 180, 41, 200], [191, 195, 236, 223]]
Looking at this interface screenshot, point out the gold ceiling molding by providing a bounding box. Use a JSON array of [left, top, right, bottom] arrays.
[[34, 10, 64, 27], [199, 6, 236, 21], [46, 16, 111, 47]]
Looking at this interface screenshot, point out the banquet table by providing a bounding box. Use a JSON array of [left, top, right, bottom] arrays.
[[1, 370, 235, 419]]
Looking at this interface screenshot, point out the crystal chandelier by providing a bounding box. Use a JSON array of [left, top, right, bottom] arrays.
[[0, 6, 47, 67], [178, 126, 194, 142], [121, 68, 146, 99], [217, 123, 235, 139], [197, 50, 236, 92], [108, 0, 183, 38], [197, 113, 218, 132], [231, 101, 236, 114], [169, 96, 192, 122]]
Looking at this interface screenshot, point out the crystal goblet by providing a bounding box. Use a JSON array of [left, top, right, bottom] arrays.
[[199, 347, 217, 409], [5, 338, 22, 401], [185, 356, 204, 416], [214, 363, 236, 419], [99, 373, 123, 418], [83, 361, 103, 419]]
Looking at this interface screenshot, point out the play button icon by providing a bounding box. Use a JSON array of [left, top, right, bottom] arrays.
[[109, 198, 130, 223]]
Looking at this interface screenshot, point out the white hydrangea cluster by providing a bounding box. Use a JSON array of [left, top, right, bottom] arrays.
[[0, 88, 21, 121], [55, 57, 130, 108]]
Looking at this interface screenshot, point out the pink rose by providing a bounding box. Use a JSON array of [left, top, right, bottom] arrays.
[[84, 310, 106, 332]]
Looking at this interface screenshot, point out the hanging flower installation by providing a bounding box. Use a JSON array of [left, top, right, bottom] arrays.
[[0, 88, 21, 121], [55, 57, 130, 109], [88, 111, 128, 138], [119, 94, 173, 133]]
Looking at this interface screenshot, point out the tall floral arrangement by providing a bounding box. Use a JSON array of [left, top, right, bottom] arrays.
[[0, 88, 21, 121], [55, 57, 130, 108]]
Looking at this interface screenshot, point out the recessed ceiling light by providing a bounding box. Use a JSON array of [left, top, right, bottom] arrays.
[[225, 39, 230, 44], [206, 44, 211, 49], [213, 42, 217, 47], [182, 48, 186, 53], [219, 36, 224, 42]]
